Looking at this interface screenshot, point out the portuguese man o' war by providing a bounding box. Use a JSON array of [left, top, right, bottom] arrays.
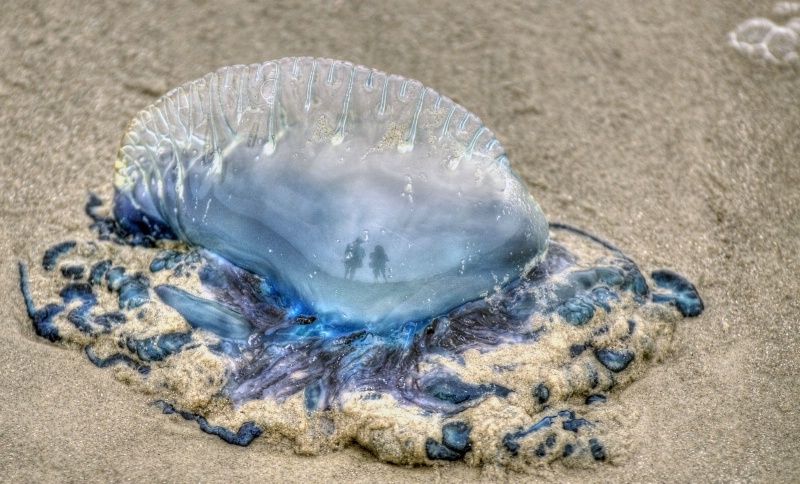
[[20, 57, 703, 468]]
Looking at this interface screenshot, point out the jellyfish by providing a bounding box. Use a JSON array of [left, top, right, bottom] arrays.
[[19, 58, 703, 468]]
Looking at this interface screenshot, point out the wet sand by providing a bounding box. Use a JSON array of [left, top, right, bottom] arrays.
[[1, 1, 797, 481]]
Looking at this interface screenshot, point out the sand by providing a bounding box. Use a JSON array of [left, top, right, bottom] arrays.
[[1, 0, 798, 482]]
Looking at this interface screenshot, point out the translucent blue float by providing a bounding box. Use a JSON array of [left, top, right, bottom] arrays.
[[113, 57, 548, 328]]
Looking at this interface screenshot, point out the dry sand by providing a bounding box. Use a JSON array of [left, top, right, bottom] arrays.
[[1, 1, 798, 482]]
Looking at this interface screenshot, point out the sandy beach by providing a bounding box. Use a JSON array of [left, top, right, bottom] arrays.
[[1, 1, 798, 481]]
